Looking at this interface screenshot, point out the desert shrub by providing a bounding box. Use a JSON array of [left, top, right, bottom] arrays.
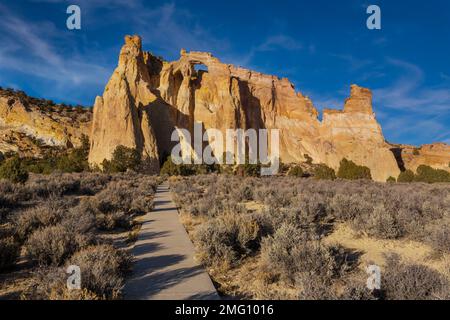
[[61, 201, 96, 235], [260, 224, 349, 283], [382, 254, 449, 300], [314, 164, 336, 180], [15, 202, 65, 241], [21, 267, 100, 300], [415, 165, 450, 183], [397, 170, 415, 182], [195, 214, 261, 270], [25, 224, 91, 266], [69, 245, 132, 298], [386, 176, 396, 183], [425, 221, 450, 254], [26, 174, 82, 198], [354, 204, 403, 239], [288, 166, 304, 177], [102, 145, 141, 173], [337, 158, 372, 180], [0, 236, 21, 272], [330, 193, 371, 221], [0, 157, 29, 183], [78, 173, 111, 195], [339, 278, 377, 300], [296, 274, 337, 300]]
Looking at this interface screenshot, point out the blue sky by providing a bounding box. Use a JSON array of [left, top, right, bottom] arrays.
[[0, 0, 449, 146]]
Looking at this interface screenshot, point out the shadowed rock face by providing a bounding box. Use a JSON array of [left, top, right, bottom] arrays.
[[87, 35, 447, 180]]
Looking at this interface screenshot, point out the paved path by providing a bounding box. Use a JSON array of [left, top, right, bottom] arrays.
[[124, 182, 219, 300]]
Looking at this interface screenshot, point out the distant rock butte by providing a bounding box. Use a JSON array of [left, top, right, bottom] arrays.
[[1, 35, 448, 180]]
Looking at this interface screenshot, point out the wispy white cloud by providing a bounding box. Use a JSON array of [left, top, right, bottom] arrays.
[[0, 3, 112, 103], [371, 58, 450, 144], [373, 58, 450, 116]]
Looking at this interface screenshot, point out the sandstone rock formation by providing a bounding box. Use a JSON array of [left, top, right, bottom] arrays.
[[391, 143, 450, 173], [88, 35, 445, 181], [0, 89, 91, 157], [88, 35, 159, 172], [89, 36, 402, 180]]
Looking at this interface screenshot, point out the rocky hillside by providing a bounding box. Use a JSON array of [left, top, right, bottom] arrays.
[[0, 88, 92, 157]]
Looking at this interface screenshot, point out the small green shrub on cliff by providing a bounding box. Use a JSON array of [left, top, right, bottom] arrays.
[[160, 157, 196, 176], [314, 164, 336, 180], [386, 176, 396, 183], [0, 157, 29, 183], [415, 165, 450, 183], [337, 158, 372, 180], [288, 166, 304, 177], [397, 170, 415, 182], [102, 146, 141, 173]]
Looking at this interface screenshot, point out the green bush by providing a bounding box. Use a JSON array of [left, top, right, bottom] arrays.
[[23, 135, 90, 174], [415, 165, 450, 183], [102, 146, 141, 173], [288, 166, 304, 177], [160, 157, 195, 176], [0, 157, 29, 183], [386, 176, 396, 183], [397, 170, 415, 182], [314, 164, 336, 180], [337, 158, 372, 180]]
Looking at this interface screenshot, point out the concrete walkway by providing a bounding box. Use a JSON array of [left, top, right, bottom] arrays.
[[124, 182, 219, 300]]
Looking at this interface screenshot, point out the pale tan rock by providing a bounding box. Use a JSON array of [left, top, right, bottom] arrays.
[[88, 35, 159, 172]]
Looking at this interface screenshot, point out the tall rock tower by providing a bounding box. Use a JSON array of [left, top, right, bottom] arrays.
[[88, 35, 159, 172]]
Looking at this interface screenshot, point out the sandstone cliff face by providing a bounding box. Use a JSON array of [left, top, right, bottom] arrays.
[[0, 90, 91, 157], [88, 35, 159, 172]]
